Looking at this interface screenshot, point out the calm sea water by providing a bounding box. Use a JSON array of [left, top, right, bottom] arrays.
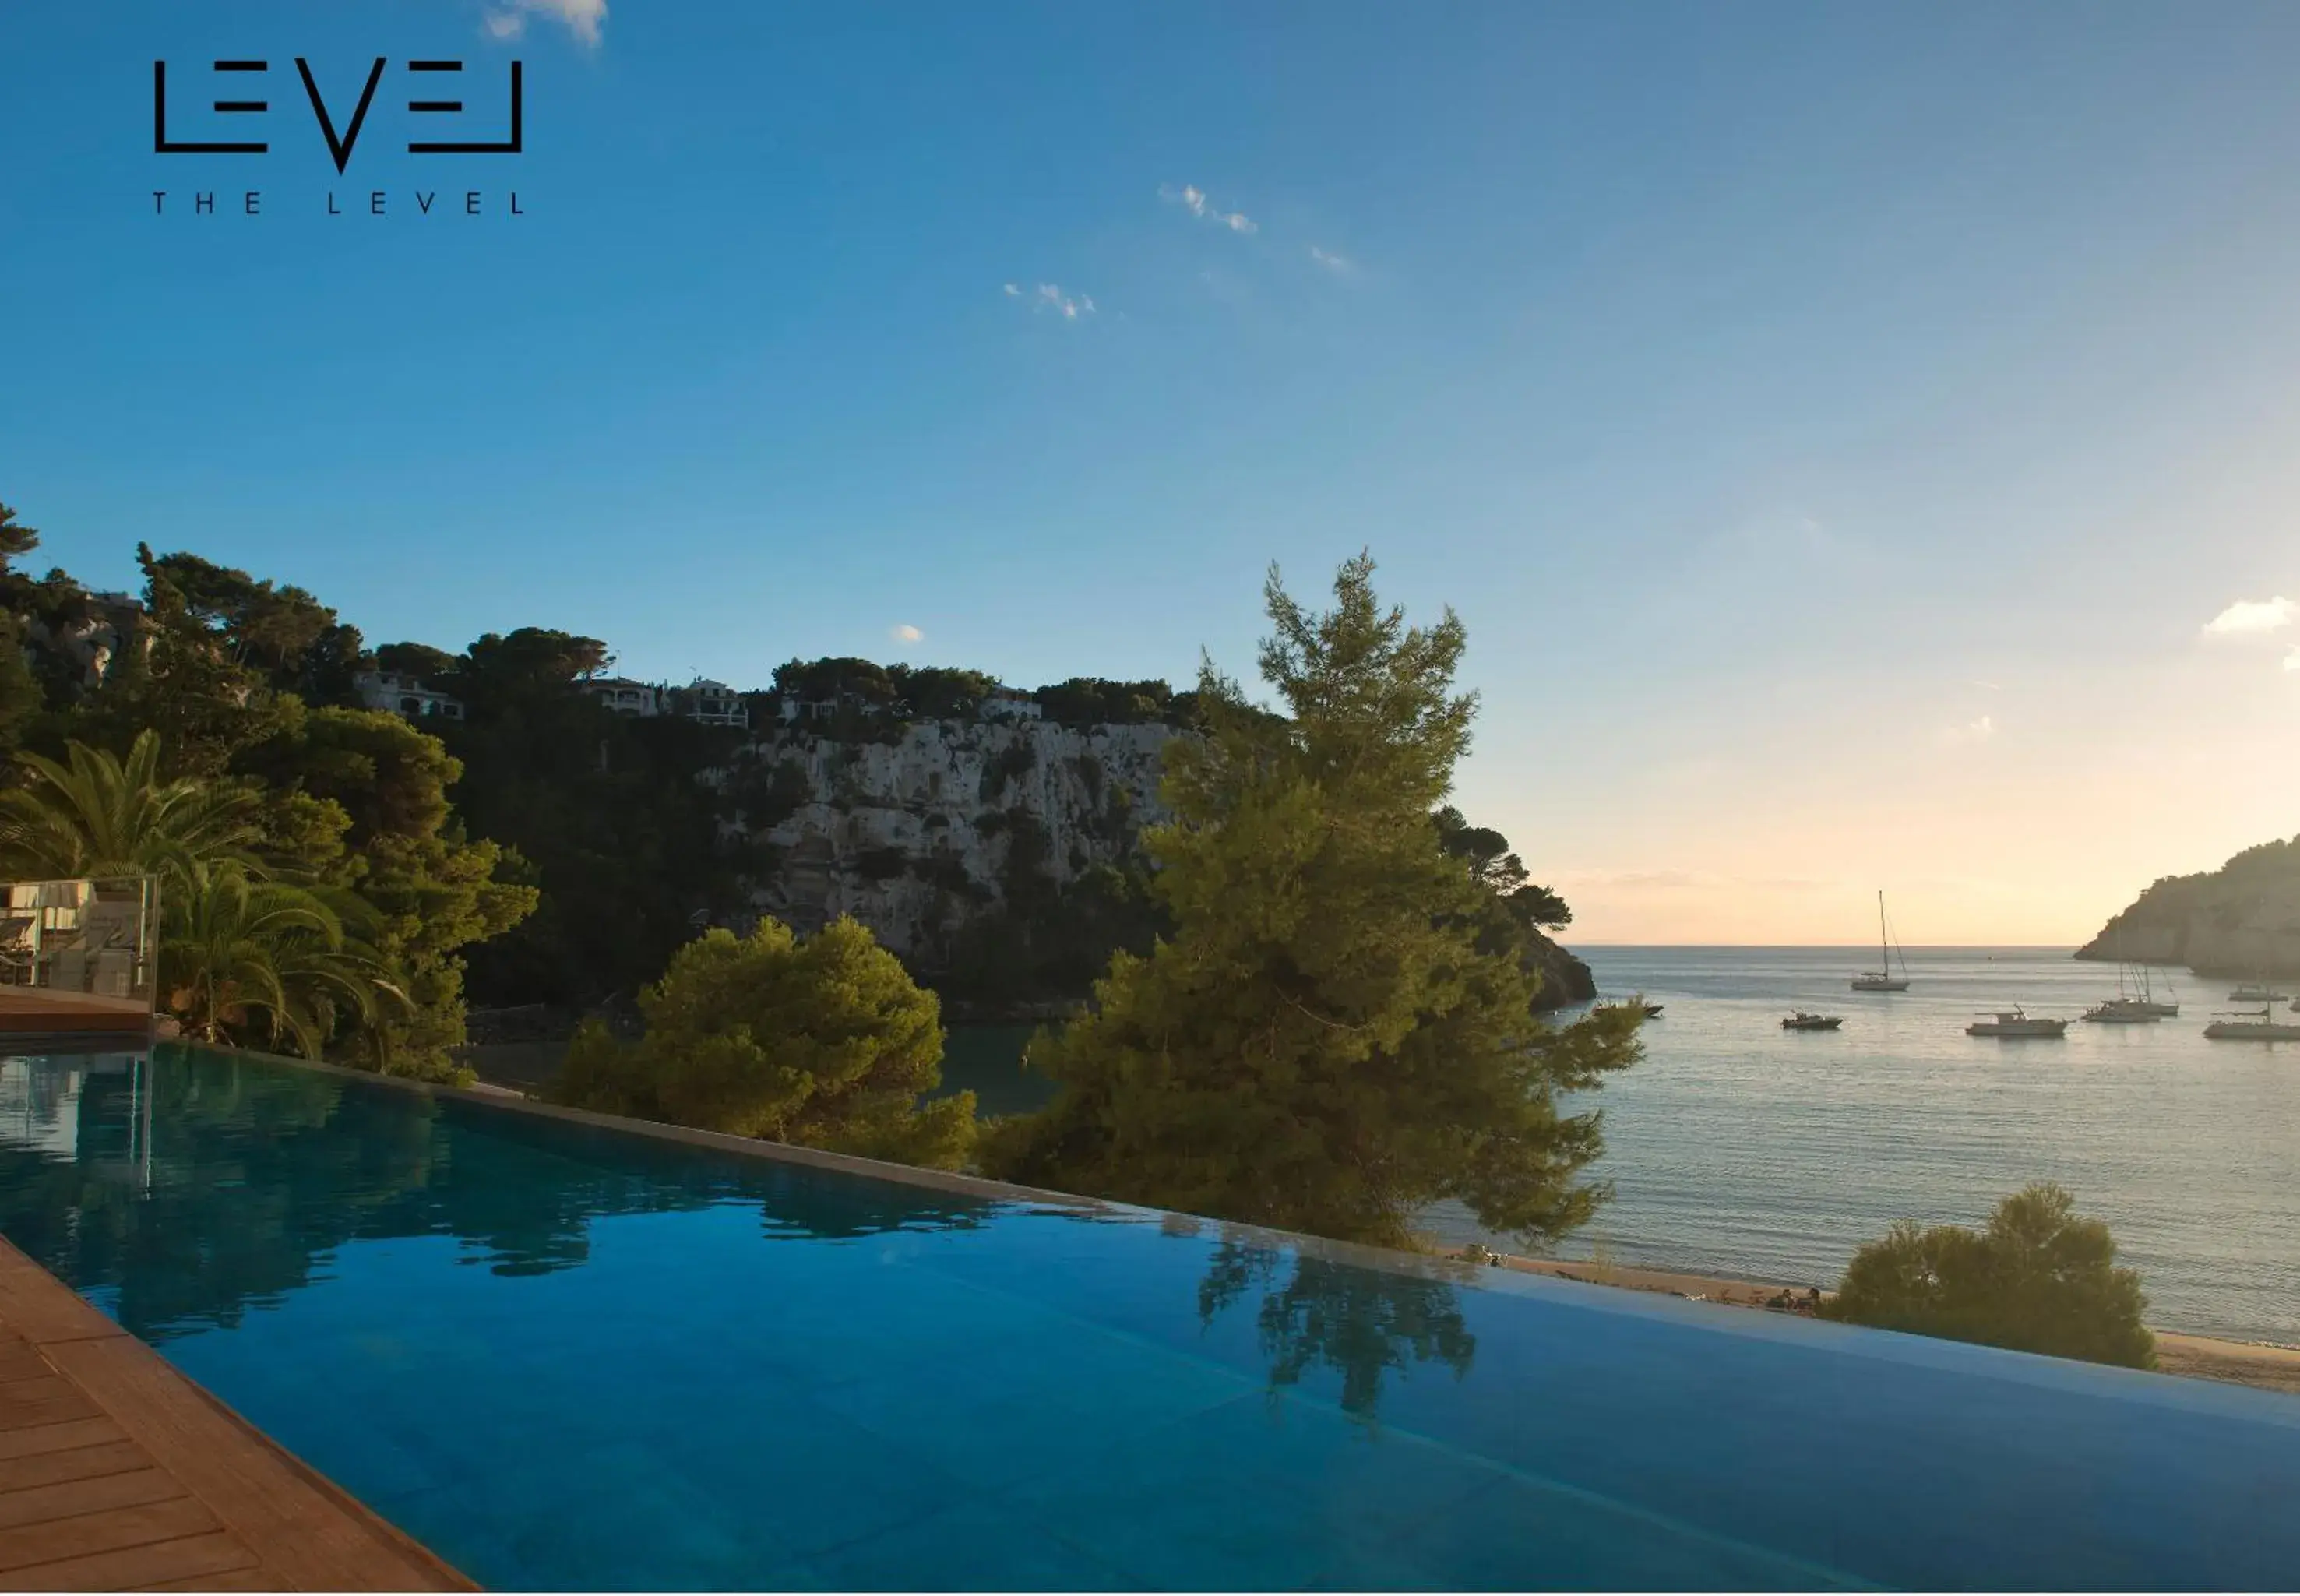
[[942, 949, 2300, 1346], [1428, 948, 2300, 1346]]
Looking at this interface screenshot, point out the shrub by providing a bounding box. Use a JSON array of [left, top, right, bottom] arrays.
[[1823, 1182, 2154, 1369], [553, 916, 975, 1169]]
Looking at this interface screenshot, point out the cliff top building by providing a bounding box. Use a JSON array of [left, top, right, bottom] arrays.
[[578, 677, 662, 717], [980, 689, 1042, 722], [667, 678, 749, 728], [354, 670, 465, 723]]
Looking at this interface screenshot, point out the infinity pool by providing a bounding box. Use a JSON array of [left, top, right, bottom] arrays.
[[0, 1044, 2294, 1590]]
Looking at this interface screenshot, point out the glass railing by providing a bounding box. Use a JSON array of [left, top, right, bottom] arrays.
[[0, 877, 160, 1027]]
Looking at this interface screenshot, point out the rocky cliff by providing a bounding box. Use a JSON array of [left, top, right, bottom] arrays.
[[724, 717, 1175, 999], [719, 713, 1595, 1011], [2077, 834, 2300, 978], [1522, 932, 1598, 1007]]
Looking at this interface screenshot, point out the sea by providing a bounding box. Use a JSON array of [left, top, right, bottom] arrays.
[[939, 948, 2300, 1347]]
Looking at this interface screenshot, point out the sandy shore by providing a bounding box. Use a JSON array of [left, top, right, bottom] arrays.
[[1462, 1248, 2300, 1397]]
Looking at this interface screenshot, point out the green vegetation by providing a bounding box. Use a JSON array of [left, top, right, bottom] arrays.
[[554, 915, 976, 1168], [1823, 1182, 2155, 1369], [1435, 805, 1571, 930], [414, 629, 756, 1011], [0, 730, 264, 880], [0, 501, 539, 1080], [1034, 677, 1198, 729], [2083, 833, 2300, 976], [770, 658, 1009, 724], [984, 555, 1640, 1249], [162, 860, 406, 1059]]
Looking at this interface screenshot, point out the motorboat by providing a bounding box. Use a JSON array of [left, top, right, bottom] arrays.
[[1781, 1012, 1844, 1031], [2082, 1002, 2158, 1024], [1850, 890, 1912, 992], [2204, 1007, 2300, 1042], [1967, 1007, 2068, 1038]]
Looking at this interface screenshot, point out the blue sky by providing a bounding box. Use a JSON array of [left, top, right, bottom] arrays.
[[3, 1, 2298, 940]]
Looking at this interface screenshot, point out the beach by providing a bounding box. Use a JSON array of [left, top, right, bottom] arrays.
[[1456, 1247, 2300, 1397]]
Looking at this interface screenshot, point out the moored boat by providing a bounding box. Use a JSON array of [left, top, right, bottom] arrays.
[[2204, 1006, 2300, 1041], [1850, 890, 1912, 992], [2124, 961, 2178, 1017], [2102, 935, 2178, 1016], [1967, 1007, 2067, 1038], [1781, 1012, 1843, 1031], [2228, 983, 2291, 1004]]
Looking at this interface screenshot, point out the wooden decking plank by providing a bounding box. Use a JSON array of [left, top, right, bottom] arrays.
[[138, 1563, 293, 1592], [0, 1256, 125, 1346], [0, 1344, 55, 1380], [0, 1417, 128, 1462], [0, 1373, 104, 1429], [0, 1494, 219, 1573], [5, 1530, 263, 1591], [0, 1237, 470, 1591], [0, 1466, 188, 1531], [41, 1336, 467, 1591], [0, 1440, 150, 1493]]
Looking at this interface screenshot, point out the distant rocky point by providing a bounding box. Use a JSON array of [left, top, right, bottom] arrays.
[[2078, 835, 2300, 979]]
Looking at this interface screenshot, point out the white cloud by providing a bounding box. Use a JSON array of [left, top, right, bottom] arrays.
[[482, 0, 606, 46], [1308, 245, 1354, 273], [2202, 595, 2295, 636], [1939, 713, 1996, 748], [1016, 282, 1094, 321], [2286, 647, 2300, 673], [891, 624, 923, 643], [1160, 182, 1256, 234]]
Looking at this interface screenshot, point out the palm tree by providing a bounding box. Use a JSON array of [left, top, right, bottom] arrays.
[[162, 860, 407, 1059], [0, 730, 266, 885]]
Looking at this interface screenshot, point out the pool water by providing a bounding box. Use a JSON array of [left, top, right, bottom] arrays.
[[0, 1045, 2295, 1591]]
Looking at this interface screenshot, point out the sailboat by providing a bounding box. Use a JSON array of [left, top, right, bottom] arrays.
[[2094, 927, 2178, 1019], [2204, 1006, 2300, 1042], [1850, 890, 1911, 992], [2122, 962, 2179, 1018]]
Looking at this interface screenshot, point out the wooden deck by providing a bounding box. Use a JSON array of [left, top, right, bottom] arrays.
[[0, 990, 153, 1039], [0, 1238, 471, 1591]]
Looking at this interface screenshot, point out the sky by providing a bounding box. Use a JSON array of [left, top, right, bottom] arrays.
[[2, 0, 2296, 945]]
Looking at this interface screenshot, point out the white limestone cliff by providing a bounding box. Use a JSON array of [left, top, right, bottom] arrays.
[[725, 717, 1177, 967]]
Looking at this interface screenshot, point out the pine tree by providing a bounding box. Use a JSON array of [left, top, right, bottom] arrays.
[[988, 555, 1640, 1249], [556, 916, 977, 1169]]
